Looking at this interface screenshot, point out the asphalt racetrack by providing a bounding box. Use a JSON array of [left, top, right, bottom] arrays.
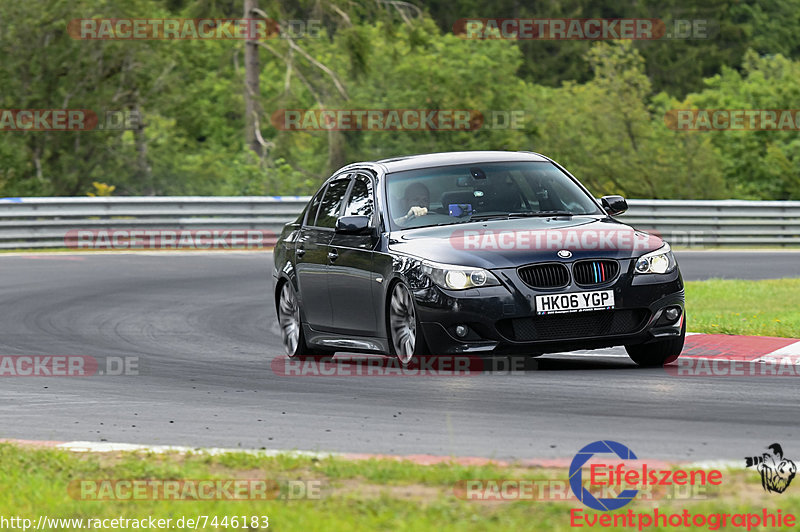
[[1, 251, 798, 461]]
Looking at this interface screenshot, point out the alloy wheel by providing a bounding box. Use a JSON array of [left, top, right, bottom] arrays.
[[278, 283, 301, 356], [389, 283, 417, 365]]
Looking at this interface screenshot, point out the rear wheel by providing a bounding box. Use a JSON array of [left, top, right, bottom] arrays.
[[277, 282, 330, 361], [388, 282, 429, 366], [625, 320, 685, 367]]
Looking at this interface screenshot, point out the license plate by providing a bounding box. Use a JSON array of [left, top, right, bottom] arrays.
[[535, 290, 614, 315]]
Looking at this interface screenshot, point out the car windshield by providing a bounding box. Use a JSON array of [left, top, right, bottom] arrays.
[[385, 161, 602, 230]]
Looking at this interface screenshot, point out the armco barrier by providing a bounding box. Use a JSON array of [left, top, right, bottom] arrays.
[[623, 199, 800, 247], [0, 196, 309, 250], [0, 197, 798, 249]]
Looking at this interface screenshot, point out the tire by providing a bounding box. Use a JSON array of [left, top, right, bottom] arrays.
[[625, 319, 685, 367], [387, 282, 430, 367], [276, 281, 330, 361]]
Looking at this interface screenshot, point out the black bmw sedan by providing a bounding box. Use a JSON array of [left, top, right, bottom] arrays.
[[272, 151, 685, 367]]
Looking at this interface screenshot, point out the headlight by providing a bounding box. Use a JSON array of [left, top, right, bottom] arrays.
[[421, 261, 500, 290], [634, 243, 676, 274]]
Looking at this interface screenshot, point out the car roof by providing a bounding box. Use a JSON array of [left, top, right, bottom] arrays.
[[373, 150, 549, 173]]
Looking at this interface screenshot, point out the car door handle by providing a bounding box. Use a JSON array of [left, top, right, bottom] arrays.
[[328, 249, 338, 262], [296, 247, 305, 258]]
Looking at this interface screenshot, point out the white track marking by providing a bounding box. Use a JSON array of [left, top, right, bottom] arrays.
[[749, 340, 800, 365], [49, 440, 747, 469], [56, 440, 336, 458], [684, 460, 742, 470]]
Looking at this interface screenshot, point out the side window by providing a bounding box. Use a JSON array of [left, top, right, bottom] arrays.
[[315, 178, 351, 228], [343, 174, 374, 218], [304, 186, 326, 226]]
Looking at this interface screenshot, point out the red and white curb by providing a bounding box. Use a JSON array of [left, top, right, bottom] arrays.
[[680, 333, 800, 364], [557, 333, 800, 366], [663, 333, 800, 376]]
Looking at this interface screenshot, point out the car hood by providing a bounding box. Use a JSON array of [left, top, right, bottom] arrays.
[[387, 216, 663, 269]]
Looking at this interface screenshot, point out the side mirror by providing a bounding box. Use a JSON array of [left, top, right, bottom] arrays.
[[335, 215, 372, 234], [600, 195, 628, 216]]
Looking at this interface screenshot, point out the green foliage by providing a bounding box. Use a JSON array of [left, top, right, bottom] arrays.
[[1, 0, 800, 199], [421, 0, 800, 97], [526, 41, 726, 199], [682, 51, 800, 199]]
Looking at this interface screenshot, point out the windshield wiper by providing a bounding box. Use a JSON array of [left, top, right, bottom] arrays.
[[449, 210, 577, 223], [506, 210, 574, 218], [465, 214, 509, 222]]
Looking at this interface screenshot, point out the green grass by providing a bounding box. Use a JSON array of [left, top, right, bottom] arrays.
[[2, 444, 799, 531], [686, 278, 800, 337]]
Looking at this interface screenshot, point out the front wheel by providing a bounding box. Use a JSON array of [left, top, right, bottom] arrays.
[[388, 282, 429, 366], [625, 320, 685, 367], [277, 282, 330, 361]]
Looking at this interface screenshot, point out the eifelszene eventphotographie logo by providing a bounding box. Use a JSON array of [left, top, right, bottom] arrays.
[[570, 440, 640, 511], [745, 443, 796, 494], [569, 440, 723, 512]]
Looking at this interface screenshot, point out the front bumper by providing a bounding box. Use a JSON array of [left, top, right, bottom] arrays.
[[413, 259, 684, 355]]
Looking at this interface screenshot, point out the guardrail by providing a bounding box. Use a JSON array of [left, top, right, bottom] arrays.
[[623, 199, 800, 247], [1, 197, 798, 249], [0, 196, 309, 250]]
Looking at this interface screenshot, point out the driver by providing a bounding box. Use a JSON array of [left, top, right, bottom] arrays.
[[394, 182, 430, 225]]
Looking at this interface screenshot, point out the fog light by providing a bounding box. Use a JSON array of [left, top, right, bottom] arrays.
[[455, 325, 469, 338], [664, 307, 681, 322]]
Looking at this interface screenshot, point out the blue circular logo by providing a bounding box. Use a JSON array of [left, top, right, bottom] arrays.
[[569, 440, 639, 511]]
